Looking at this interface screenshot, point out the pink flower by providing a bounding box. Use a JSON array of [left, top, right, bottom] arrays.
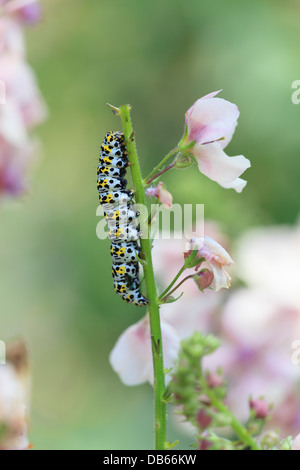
[[190, 236, 234, 291], [146, 181, 173, 208], [109, 315, 180, 386], [194, 269, 214, 291], [185, 90, 238, 146], [181, 91, 250, 192]]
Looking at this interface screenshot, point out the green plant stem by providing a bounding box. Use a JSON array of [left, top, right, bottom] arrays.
[[158, 265, 186, 300], [119, 104, 166, 450], [144, 148, 178, 184], [200, 378, 260, 450], [161, 274, 195, 301]]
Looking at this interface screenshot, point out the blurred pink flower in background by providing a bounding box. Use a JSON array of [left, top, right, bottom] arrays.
[[109, 315, 180, 386], [0, 0, 46, 199], [187, 221, 300, 437], [203, 288, 300, 431], [0, 54, 47, 129], [236, 224, 300, 310], [249, 398, 269, 420], [111, 218, 300, 440], [0, 340, 30, 450], [213, 222, 300, 437], [0, 99, 28, 146], [181, 91, 251, 192], [2, 0, 43, 26]]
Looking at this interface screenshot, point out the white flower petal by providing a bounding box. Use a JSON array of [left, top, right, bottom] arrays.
[[200, 235, 233, 265], [193, 142, 250, 188], [236, 225, 300, 309], [0, 55, 48, 130], [0, 101, 28, 146], [109, 316, 180, 386], [219, 177, 247, 193], [109, 317, 152, 386], [292, 434, 300, 450], [0, 17, 25, 57], [210, 263, 231, 291]]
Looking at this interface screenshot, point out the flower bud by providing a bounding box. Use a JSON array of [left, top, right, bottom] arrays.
[[196, 409, 212, 429], [194, 269, 214, 291], [249, 398, 269, 419], [206, 371, 224, 388], [198, 437, 212, 450]]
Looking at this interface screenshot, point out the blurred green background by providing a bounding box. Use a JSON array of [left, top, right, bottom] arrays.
[[1, 0, 300, 449]]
